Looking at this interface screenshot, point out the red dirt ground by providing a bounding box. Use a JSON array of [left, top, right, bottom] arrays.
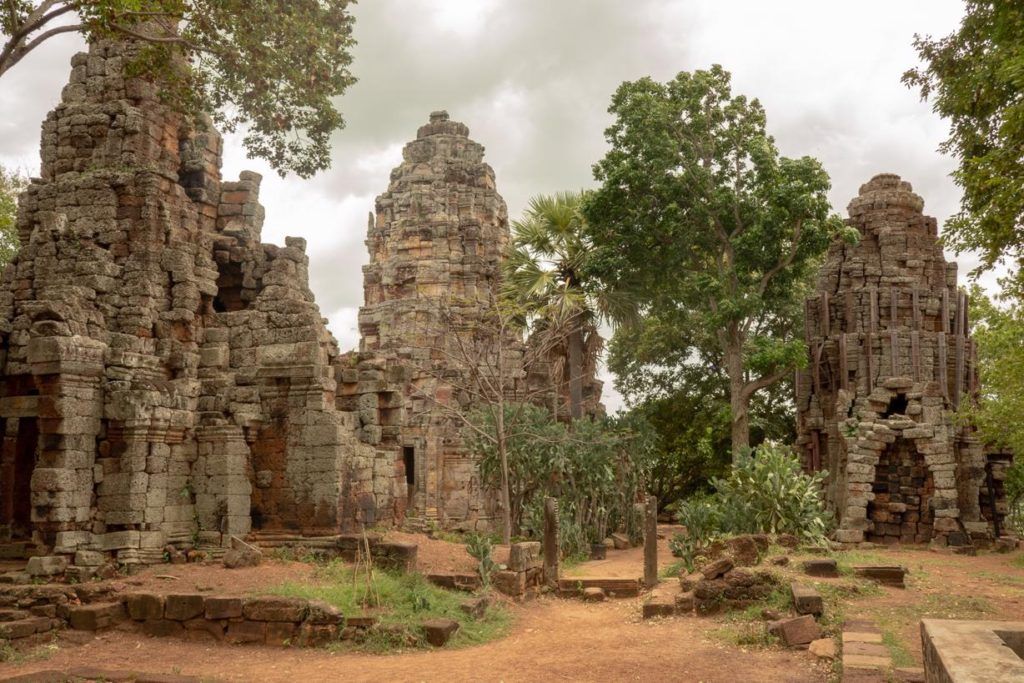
[[1, 597, 825, 683], [3, 530, 1023, 682]]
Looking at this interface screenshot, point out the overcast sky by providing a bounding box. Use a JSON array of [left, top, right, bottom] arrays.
[[0, 1, 972, 413]]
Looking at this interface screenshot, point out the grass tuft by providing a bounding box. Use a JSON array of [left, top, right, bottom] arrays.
[[266, 559, 511, 652]]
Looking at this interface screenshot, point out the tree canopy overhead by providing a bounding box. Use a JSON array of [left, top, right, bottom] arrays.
[[584, 65, 848, 457], [1, 1, 358, 178], [904, 0, 1024, 272]]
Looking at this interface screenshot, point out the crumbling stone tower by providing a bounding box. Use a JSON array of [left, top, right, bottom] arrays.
[[0, 38, 374, 566], [796, 174, 1003, 547], [337, 112, 515, 530]]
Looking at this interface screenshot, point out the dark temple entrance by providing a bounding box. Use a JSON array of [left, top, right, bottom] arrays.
[[867, 437, 934, 544], [1, 417, 39, 539]]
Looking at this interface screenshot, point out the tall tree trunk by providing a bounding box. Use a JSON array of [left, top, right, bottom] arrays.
[[567, 320, 585, 421], [725, 337, 750, 460], [496, 407, 512, 545]]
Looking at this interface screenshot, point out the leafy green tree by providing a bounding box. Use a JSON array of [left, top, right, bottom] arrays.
[[0, 166, 26, 270], [904, 1, 1024, 272], [1, 1, 357, 177], [504, 191, 636, 420], [610, 314, 798, 510], [585, 66, 847, 457], [964, 282, 1024, 532]]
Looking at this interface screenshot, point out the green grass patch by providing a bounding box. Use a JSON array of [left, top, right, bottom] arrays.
[[881, 628, 916, 668], [1011, 554, 1024, 569], [708, 621, 779, 650], [266, 560, 511, 653], [0, 637, 60, 665], [660, 560, 685, 579]]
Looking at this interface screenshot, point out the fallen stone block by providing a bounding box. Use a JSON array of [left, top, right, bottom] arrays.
[[163, 594, 205, 621], [802, 558, 838, 578], [768, 614, 821, 647], [581, 587, 606, 602], [421, 618, 459, 646], [701, 557, 734, 580], [790, 583, 823, 616], [679, 571, 704, 591], [726, 535, 760, 566], [222, 547, 262, 569], [675, 591, 695, 613], [459, 596, 490, 619], [26, 556, 67, 577], [809, 638, 836, 659]]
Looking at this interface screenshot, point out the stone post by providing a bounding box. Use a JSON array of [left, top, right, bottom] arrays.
[[644, 494, 658, 589], [543, 497, 559, 587]]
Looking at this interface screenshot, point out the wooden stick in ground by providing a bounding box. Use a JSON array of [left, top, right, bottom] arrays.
[[644, 494, 659, 589]]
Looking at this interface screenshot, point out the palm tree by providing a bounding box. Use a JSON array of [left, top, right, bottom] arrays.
[[504, 191, 636, 420]]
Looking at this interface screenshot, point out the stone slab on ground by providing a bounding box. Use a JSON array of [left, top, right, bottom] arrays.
[[422, 618, 460, 646], [853, 565, 907, 588], [642, 595, 676, 619], [557, 577, 641, 598], [921, 618, 1024, 682], [790, 583, 823, 616], [802, 558, 838, 578], [426, 572, 482, 592], [840, 617, 892, 680], [769, 615, 821, 647], [581, 587, 605, 602], [809, 638, 836, 660], [700, 558, 733, 580]]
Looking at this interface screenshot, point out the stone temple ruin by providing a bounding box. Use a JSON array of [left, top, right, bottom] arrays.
[[796, 174, 1010, 547], [0, 40, 602, 568]]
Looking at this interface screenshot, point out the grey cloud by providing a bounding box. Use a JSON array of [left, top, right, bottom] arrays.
[[0, 1, 974, 413]]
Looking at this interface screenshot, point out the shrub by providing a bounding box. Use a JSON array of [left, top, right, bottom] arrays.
[[465, 534, 496, 587], [670, 443, 832, 569], [469, 404, 656, 560]]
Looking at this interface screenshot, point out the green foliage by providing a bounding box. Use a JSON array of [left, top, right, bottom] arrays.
[[465, 534, 496, 588], [669, 444, 832, 570], [0, 166, 26, 270], [469, 403, 656, 560], [584, 65, 847, 454], [268, 560, 511, 652], [963, 283, 1024, 533], [904, 1, 1024, 271], [2, 1, 357, 177], [504, 191, 637, 419]]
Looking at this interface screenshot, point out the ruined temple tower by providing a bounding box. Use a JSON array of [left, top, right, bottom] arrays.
[[337, 111, 514, 530], [796, 174, 1006, 547], [0, 38, 378, 566]]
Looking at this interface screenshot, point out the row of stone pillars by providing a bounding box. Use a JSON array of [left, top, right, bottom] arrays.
[[540, 495, 660, 590]]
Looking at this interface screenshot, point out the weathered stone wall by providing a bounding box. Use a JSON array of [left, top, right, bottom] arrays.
[[0, 39, 374, 567], [338, 111, 518, 532], [796, 174, 997, 546]]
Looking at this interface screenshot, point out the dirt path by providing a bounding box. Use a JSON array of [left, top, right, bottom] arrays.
[[0, 597, 824, 683]]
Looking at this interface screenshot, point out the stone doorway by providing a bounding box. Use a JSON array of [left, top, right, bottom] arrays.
[[867, 437, 934, 544], [1, 417, 38, 539]]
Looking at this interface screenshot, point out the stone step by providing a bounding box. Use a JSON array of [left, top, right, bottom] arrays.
[[557, 577, 641, 598], [68, 601, 126, 631], [0, 615, 53, 639], [791, 582, 824, 616]]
